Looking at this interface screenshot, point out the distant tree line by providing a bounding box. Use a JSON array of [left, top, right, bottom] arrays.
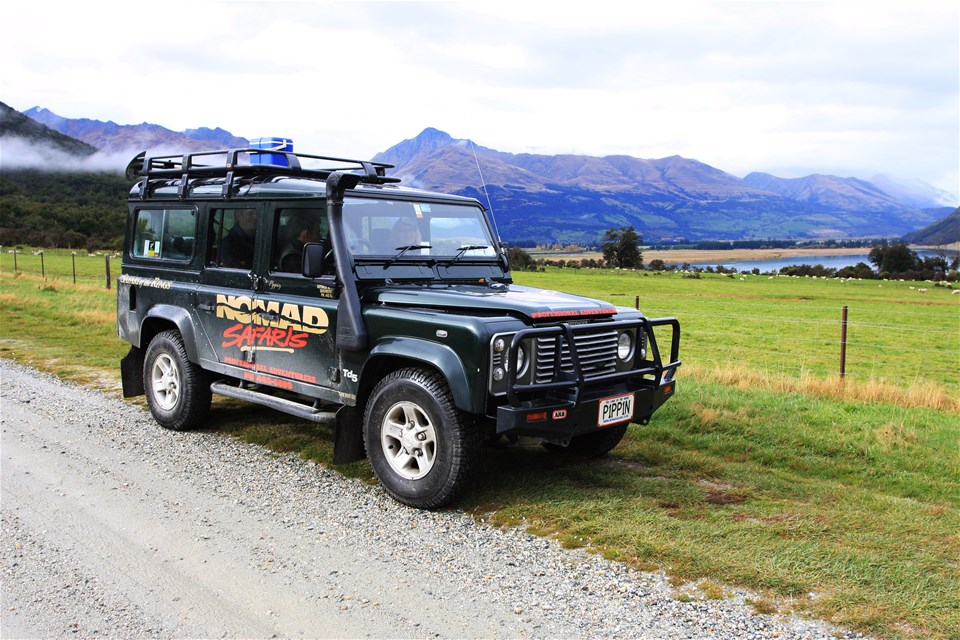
[[0, 170, 129, 251], [776, 245, 957, 281], [509, 226, 645, 271], [509, 236, 958, 282], [648, 238, 899, 251]]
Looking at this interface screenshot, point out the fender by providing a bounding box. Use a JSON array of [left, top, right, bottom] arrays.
[[142, 304, 202, 363], [367, 337, 478, 413]]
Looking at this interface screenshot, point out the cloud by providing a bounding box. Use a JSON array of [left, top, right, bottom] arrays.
[[1, 1, 956, 195], [0, 136, 132, 173]]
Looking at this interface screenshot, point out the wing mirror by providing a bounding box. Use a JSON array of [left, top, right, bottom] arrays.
[[302, 242, 330, 278]]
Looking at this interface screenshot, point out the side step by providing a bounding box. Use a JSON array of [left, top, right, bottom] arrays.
[[210, 381, 337, 423]]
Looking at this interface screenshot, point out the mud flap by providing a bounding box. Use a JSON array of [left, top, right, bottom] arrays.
[[333, 405, 366, 464], [120, 347, 145, 398]]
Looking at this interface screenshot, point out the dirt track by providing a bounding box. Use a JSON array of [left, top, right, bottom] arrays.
[[0, 360, 865, 639]]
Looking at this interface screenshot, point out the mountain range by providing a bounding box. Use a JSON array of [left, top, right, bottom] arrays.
[[372, 128, 954, 244], [21, 106, 247, 153], [2, 102, 956, 244]]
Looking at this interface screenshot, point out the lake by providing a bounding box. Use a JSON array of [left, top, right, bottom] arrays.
[[682, 249, 957, 273]]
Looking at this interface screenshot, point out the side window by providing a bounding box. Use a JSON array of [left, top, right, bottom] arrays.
[[132, 209, 196, 260], [271, 208, 327, 274], [208, 208, 258, 269]]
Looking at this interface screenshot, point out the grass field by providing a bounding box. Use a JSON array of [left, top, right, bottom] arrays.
[[0, 248, 118, 288], [1, 262, 958, 639], [521, 267, 960, 407]]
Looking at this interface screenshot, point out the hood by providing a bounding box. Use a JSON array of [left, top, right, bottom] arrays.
[[368, 284, 618, 321]]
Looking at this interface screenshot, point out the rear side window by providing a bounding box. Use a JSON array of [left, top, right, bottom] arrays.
[[208, 208, 259, 269], [132, 208, 197, 260]]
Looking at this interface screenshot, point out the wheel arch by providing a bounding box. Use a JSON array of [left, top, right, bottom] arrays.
[[361, 338, 478, 415], [140, 305, 201, 363], [122, 308, 196, 399]]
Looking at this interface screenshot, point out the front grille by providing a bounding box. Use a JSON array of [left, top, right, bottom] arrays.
[[534, 329, 618, 383]]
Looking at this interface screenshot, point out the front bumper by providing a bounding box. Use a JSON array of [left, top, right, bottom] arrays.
[[495, 316, 680, 444]]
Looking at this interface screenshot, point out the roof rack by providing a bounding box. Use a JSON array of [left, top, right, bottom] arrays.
[[125, 148, 400, 200]]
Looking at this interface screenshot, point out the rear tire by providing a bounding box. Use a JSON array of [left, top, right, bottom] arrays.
[[143, 330, 211, 431], [544, 422, 629, 458], [363, 368, 479, 509]]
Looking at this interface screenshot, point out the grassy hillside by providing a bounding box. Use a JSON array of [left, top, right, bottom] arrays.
[[902, 207, 960, 245], [0, 100, 96, 156], [0, 265, 957, 640]]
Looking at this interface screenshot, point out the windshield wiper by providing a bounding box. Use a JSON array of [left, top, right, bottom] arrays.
[[383, 244, 432, 268], [447, 245, 490, 263]]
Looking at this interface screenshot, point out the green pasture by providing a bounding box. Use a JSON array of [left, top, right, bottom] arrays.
[[0, 247, 118, 288], [1, 264, 959, 639], [517, 268, 960, 399]]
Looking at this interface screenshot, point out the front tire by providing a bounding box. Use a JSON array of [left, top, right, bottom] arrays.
[[363, 368, 479, 509], [143, 330, 211, 431]]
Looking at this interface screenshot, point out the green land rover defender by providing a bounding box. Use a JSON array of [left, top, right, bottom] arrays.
[[117, 146, 681, 509]]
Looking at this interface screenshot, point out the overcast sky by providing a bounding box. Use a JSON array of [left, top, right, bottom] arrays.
[[2, 1, 958, 195]]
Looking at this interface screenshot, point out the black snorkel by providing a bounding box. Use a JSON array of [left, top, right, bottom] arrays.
[[326, 171, 367, 351]]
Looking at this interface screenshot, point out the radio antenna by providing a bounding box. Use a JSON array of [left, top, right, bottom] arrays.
[[470, 139, 494, 217]]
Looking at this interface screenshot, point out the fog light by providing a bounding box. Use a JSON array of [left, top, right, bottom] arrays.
[[493, 367, 505, 381]]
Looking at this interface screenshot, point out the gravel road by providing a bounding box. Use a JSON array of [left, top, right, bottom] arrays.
[[1, 359, 869, 639]]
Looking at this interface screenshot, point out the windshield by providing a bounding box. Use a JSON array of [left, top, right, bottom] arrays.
[[342, 197, 498, 260]]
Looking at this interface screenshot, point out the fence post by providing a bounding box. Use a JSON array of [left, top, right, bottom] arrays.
[[839, 305, 848, 380], [105, 255, 111, 290], [12, 250, 17, 273], [635, 295, 639, 310], [72, 252, 77, 284], [40, 251, 45, 279]]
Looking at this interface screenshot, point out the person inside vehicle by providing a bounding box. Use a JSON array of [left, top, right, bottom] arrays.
[[393, 218, 420, 248], [220, 208, 258, 269], [277, 214, 323, 272]]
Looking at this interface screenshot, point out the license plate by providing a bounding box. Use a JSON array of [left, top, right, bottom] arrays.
[[598, 393, 634, 427]]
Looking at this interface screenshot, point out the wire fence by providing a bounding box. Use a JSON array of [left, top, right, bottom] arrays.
[[3, 250, 957, 397], [1, 249, 119, 288], [604, 294, 960, 395]]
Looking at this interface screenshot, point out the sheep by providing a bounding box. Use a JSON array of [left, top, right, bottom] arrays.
[[917, 288, 928, 293], [952, 289, 960, 295]]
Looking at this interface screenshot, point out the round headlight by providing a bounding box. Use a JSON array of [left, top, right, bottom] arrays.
[[617, 332, 634, 360], [515, 344, 527, 376], [494, 338, 506, 353]]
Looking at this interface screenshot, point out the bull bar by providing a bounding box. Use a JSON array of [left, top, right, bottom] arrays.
[[496, 317, 681, 437]]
